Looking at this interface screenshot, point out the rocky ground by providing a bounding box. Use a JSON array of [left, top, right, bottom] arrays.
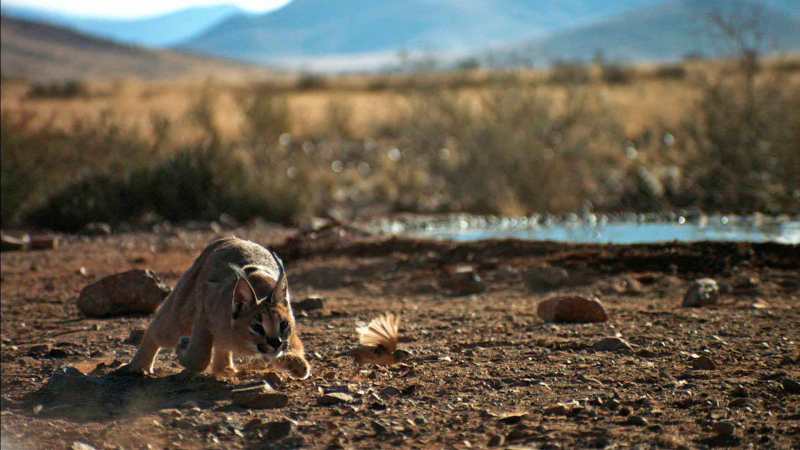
[[1, 224, 799, 449]]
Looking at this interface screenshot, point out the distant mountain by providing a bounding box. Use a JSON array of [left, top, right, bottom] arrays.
[[0, 4, 246, 47], [0, 16, 266, 81], [495, 0, 800, 66], [177, 0, 664, 68]]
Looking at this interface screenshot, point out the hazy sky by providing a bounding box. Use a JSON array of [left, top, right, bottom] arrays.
[[2, 0, 292, 18]]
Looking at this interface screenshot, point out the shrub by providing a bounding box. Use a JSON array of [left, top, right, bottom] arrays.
[[26, 80, 89, 99], [548, 60, 591, 85], [600, 63, 634, 85], [652, 63, 687, 80]]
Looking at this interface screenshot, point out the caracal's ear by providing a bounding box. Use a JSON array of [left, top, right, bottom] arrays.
[[230, 265, 257, 320], [266, 250, 290, 306]]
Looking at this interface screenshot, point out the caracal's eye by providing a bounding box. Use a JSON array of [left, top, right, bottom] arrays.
[[279, 320, 290, 336], [250, 323, 266, 336]]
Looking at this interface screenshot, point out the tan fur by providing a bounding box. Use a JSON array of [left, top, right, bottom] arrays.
[[123, 237, 310, 379]]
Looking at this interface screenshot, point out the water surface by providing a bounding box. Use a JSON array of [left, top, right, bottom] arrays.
[[368, 214, 800, 244]]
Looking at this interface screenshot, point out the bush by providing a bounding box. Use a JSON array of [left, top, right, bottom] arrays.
[[548, 61, 591, 85], [26, 80, 89, 99], [600, 63, 634, 85], [652, 63, 687, 80]]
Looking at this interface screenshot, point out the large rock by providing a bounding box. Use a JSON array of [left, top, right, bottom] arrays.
[[682, 278, 719, 307], [77, 270, 171, 318], [537, 295, 608, 323]]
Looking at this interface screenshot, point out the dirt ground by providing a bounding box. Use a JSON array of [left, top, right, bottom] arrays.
[[1, 224, 799, 449]]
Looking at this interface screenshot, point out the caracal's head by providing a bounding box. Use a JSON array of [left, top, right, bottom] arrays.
[[228, 252, 296, 362]]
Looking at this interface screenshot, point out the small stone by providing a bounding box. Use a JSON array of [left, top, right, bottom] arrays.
[[690, 355, 716, 370], [592, 337, 634, 353], [1, 233, 29, 252], [28, 235, 59, 250], [440, 267, 486, 296], [713, 421, 736, 437], [293, 296, 325, 311], [626, 416, 648, 426], [231, 384, 288, 409], [28, 344, 52, 355], [537, 295, 608, 323], [782, 378, 800, 394], [82, 222, 112, 236], [265, 419, 294, 440], [125, 329, 146, 346], [71, 442, 97, 450], [682, 278, 719, 307], [526, 266, 570, 291], [319, 392, 354, 406], [488, 434, 505, 447], [78, 267, 89, 277], [77, 269, 171, 318], [544, 403, 571, 416]]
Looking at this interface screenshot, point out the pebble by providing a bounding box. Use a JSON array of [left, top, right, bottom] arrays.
[[125, 329, 146, 346], [293, 296, 325, 311], [70, 442, 97, 450], [77, 269, 171, 318], [440, 267, 486, 296], [682, 278, 719, 307], [319, 392, 354, 406], [690, 355, 716, 370], [713, 421, 736, 437], [537, 295, 608, 323], [626, 416, 648, 426], [782, 378, 800, 394], [592, 337, 634, 353], [265, 419, 294, 440]]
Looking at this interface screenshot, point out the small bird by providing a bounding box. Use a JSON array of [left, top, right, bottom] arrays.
[[351, 313, 410, 366]]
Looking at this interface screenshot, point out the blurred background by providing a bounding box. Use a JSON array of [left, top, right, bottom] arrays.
[[1, 0, 799, 233]]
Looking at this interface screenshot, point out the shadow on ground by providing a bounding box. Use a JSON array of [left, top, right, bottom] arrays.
[[21, 366, 232, 421]]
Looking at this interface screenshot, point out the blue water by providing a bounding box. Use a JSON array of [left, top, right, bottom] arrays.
[[370, 215, 800, 244]]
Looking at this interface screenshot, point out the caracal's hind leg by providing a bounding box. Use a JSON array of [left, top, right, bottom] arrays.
[[210, 349, 237, 377], [125, 332, 161, 375]]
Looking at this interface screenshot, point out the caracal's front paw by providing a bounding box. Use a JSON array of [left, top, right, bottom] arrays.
[[277, 354, 311, 380], [211, 366, 238, 379]]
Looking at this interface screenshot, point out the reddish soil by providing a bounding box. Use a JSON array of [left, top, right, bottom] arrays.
[[1, 225, 799, 449]]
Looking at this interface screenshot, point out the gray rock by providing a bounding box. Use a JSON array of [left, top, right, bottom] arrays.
[[71, 442, 97, 450], [82, 222, 112, 236], [293, 296, 325, 312], [592, 337, 634, 353], [690, 355, 717, 370], [231, 384, 288, 409], [77, 269, 171, 318], [1, 233, 29, 252], [319, 392, 354, 406], [441, 267, 486, 296], [782, 378, 800, 394], [626, 415, 648, 426], [682, 278, 719, 307], [265, 419, 294, 440], [713, 421, 736, 437], [526, 266, 569, 291]]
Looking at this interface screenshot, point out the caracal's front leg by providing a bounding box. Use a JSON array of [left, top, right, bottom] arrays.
[[178, 318, 213, 373]]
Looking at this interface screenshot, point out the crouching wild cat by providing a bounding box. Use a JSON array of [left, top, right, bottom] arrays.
[[122, 237, 311, 380]]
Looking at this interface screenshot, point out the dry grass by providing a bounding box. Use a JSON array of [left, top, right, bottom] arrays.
[[2, 56, 799, 228]]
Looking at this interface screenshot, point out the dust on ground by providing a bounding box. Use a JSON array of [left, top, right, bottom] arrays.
[[1, 225, 799, 449]]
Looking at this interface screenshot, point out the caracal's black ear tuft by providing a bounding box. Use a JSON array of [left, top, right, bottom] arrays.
[[267, 250, 289, 305], [230, 264, 257, 320]]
